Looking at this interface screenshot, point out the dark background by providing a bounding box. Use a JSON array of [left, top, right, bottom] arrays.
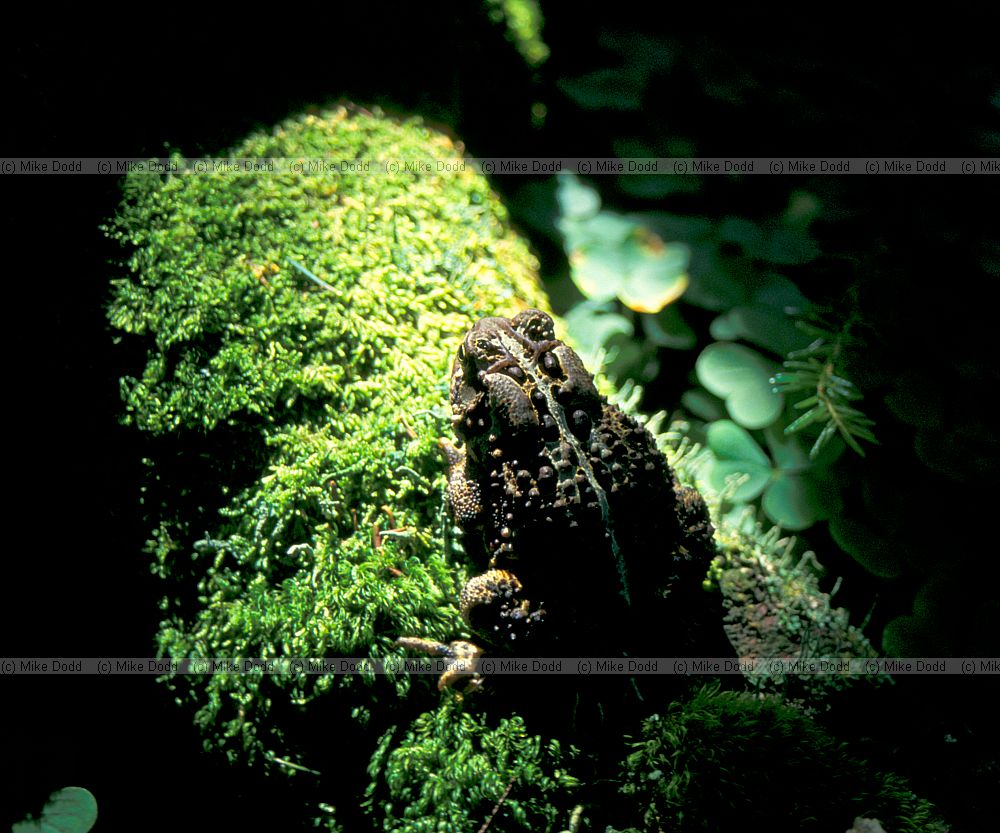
[[4, 10, 998, 831]]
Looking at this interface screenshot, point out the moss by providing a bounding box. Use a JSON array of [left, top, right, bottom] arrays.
[[365, 700, 580, 832], [484, 0, 550, 67], [613, 684, 947, 833], [106, 106, 549, 784]]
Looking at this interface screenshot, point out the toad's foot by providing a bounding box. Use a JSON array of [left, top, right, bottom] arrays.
[[394, 636, 485, 692]]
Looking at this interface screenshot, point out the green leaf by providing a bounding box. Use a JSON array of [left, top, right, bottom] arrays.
[[774, 329, 878, 458], [709, 459, 771, 502], [558, 211, 633, 301], [617, 235, 690, 313], [882, 615, 935, 658], [829, 517, 903, 578], [707, 420, 769, 465], [560, 203, 690, 311], [764, 227, 820, 265], [717, 216, 765, 254], [752, 272, 810, 312], [695, 342, 784, 429], [681, 389, 726, 421], [563, 303, 633, 366], [810, 420, 840, 458], [565, 243, 625, 301], [791, 396, 820, 409], [13, 787, 98, 833], [684, 243, 749, 310], [554, 172, 600, 220], [763, 424, 810, 471], [709, 313, 741, 341], [762, 472, 821, 530], [782, 190, 822, 230], [557, 68, 645, 110], [784, 405, 823, 433], [643, 305, 696, 350], [706, 420, 771, 501], [724, 305, 812, 356]]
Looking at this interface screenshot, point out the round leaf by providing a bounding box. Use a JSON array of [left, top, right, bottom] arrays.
[[555, 172, 600, 219], [681, 388, 726, 421], [708, 458, 771, 502], [717, 216, 765, 254], [561, 212, 636, 302], [761, 472, 821, 530], [829, 517, 903, 578], [695, 342, 783, 429], [618, 236, 690, 313], [684, 243, 749, 310], [709, 312, 740, 341], [563, 303, 633, 367], [13, 787, 98, 833], [566, 245, 625, 302], [783, 190, 822, 229], [764, 226, 820, 265], [881, 615, 935, 658], [643, 305, 696, 350], [707, 419, 769, 464], [727, 305, 811, 356], [763, 424, 810, 471], [752, 271, 810, 311]]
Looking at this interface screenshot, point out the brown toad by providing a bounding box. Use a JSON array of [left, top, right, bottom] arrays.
[[397, 309, 716, 689]]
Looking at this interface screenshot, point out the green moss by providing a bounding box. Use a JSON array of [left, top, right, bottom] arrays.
[[484, 0, 550, 67], [106, 107, 548, 780], [614, 684, 946, 833], [365, 700, 579, 832]]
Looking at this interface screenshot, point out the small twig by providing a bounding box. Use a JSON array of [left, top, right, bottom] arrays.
[[268, 753, 321, 776], [286, 257, 338, 293], [477, 775, 517, 833]]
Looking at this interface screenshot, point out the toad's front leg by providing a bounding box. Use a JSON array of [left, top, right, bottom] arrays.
[[395, 569, 545, 692], [460, 568, 545, 646], [393, 636, 486, 692]]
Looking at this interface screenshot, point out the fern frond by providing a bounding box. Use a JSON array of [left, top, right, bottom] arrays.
[[771, 316, 878, 459]]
